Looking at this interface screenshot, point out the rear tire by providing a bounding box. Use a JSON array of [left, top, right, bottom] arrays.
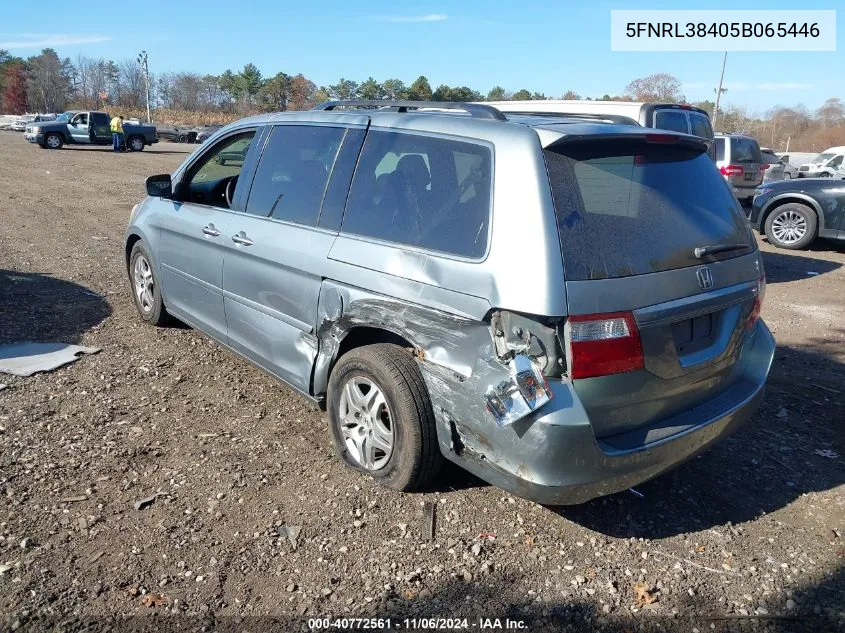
[[327, 343, 443, 492], [765, 203, 817, 250], [783, 172, 792, 180], [128, 135, 145, 152], [44, 133, 63, 149]]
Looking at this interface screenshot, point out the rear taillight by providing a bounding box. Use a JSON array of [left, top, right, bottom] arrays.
[[746, 269, 766, 330], [720, 165, 744, 176], [761, 163, 770, 171], [567, 312, 644, 379]]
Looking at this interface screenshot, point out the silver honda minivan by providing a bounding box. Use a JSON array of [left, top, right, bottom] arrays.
[[125, 100, 775, 505]]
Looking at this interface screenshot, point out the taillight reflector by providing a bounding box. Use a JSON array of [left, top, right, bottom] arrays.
[[568, 312, 644, 379], [720, 164, 744, 176]]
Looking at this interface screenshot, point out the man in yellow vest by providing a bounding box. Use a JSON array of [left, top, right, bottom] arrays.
[[110, 115, 124, 152]]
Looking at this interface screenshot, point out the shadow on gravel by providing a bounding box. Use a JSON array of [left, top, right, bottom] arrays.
[[761, 250, 842, 283], [0, 269, 111, 345], [4, 570, 840, 632], [142, 149, 194, 155], [551, 341, 845, 540]]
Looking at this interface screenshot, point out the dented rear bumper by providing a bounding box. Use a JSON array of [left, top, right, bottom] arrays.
[[425, 320, 775, 506]]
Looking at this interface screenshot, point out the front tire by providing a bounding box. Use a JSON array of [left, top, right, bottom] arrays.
[[327, 344, 442, 491], [128, 242, 169, 325], [128, 135, 145, 152], [44, 133, 63, 149], [765, 203, 817, 250]]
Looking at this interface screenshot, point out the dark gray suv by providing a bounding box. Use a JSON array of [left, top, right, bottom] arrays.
[[125, 100, 775, 504]]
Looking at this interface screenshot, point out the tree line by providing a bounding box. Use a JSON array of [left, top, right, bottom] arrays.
[[1, 50, 843, 151]]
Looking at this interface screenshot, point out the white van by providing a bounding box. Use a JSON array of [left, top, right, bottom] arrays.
[[485, 100, 715, 153], [798, 146, 845, 178]]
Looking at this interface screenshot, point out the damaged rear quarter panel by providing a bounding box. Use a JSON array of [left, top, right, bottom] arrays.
[[314, 281, 567, 480]]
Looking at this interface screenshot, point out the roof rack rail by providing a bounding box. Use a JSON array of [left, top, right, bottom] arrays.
[[503, 111, 639, 126], [312, 100, 507, 121]]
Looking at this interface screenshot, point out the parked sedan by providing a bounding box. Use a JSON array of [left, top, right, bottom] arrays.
[[760, 148, 785, 183], [750, 178, 845, 249], [195, 125, 222, 143], [10, 114, 37, 131], [155, 124, 184, 142]]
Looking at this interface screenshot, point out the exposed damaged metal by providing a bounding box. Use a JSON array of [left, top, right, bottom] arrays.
[[313, 282, 559, 472]]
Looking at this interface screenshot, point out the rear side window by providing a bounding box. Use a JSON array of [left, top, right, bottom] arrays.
[[729, 137, 762, 163], [715, 138, 725, 161], [246, 125, 345, 225], [544, 140, 752, 281], [654, 110, 688, 134], [342, 130, 492, 258], [689, 113, 713, 139]]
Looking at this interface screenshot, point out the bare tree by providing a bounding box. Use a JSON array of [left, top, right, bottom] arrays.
[[117, 58, 145, 108], [816, 97, 845, 128], [623, 73, 685, 102]]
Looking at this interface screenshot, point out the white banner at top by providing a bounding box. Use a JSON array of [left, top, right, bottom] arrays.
[[610, 10, 836, 51]]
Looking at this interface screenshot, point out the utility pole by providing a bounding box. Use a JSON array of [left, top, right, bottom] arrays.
[[137, 50, 152, 123], [712, 51, 728, 130]]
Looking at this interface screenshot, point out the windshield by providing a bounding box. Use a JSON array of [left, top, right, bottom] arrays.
[[545, 139, 752, 281], [811, 153, 835, 164]]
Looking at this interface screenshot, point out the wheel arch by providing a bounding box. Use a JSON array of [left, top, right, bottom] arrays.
[[125, 233, 143, 271], [314, 325, 414, 409], [760, 194, 825, 236]]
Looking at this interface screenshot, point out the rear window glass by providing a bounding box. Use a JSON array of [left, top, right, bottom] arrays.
[[654, 110, 688, 133], [544, 140, 752, 281], [730, 137, 762, 163], [689, 113, 713, 139], [342, 130, 491, 258], [715, 138, 725, 161], [760, 151, 780, 164]]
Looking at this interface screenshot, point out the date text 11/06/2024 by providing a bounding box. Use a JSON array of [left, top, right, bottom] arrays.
[[307, 618, 528, 630]]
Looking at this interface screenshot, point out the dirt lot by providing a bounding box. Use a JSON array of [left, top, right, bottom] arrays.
[[0, 133, 843, 632]]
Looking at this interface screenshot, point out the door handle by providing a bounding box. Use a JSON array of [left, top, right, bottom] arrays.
[[202, 224, 220, 237], [231, 232, 254, 246]]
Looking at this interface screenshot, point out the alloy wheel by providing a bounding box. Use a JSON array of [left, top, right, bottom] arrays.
[[337, 376, 394, 470], [133, 254, 155, 313], [771, 209, 807, 245]]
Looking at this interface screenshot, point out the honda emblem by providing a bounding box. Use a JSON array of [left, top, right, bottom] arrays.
[[696, 267, 714, 290]]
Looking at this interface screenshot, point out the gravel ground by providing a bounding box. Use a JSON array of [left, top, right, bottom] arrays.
[[0, 133, 843, 633]]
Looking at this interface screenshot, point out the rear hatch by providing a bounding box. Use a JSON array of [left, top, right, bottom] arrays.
[[543, 134, 764, 441], [726, 137, 764, 187]]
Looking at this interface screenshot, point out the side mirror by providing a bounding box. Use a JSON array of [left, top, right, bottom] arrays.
[[146, 174, 173, 198]]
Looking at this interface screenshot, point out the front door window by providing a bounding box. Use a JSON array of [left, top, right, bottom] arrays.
[[182, 131, 256, 208]]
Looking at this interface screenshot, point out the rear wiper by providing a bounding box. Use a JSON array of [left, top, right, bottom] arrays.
[[693, 243, 749, 258]]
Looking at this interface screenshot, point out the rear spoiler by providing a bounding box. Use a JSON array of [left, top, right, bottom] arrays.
[[544, 131, 709, 154]]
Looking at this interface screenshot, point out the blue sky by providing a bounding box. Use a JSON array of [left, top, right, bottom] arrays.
[[1, 0, 841, 112]]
